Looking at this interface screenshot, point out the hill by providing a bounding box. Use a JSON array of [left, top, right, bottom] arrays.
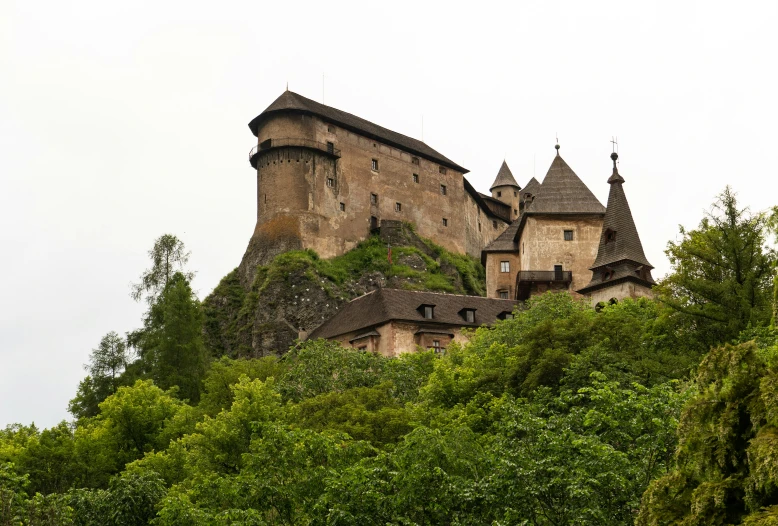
[[203, 221, 486, 356]]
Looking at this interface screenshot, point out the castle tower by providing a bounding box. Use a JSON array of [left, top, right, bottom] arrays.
[[490, 161, 521, 220], [578, 152, 655, 304]]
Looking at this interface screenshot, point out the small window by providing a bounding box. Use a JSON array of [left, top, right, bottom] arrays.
[[371, 159, 379, 171], [443, 218, 448, 227], [504, 313, 514, 319], [461, 309, 475, 323], [500, 261, 510, 273], [497, 191, 502, 197], [493, 220, 497, 228], [357, 345, 367, 351], [514, 191, 518, 197], [370, 193, 378, 205], [327, 178, 335, 187], [328, 125, 335, 133], [413, 173, 419, 183], [499, 291, 509, 300], [423, 305, 434, 319], [395, 202, 402, 212], [478, 222, 481, 232], [440, 184, 447, 195], [439, 166, 447, 175], [412, 157, 420, 165], [564, 230, 573, 241], [339, 202, 345, 211], [605, 228, 617, 243], [326, 141, 334, 154], [431, 340, 441, 352], [513, 209, 518, 216]]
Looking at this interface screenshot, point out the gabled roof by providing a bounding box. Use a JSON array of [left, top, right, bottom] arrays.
[[589, 155, 653, 269], [482, 218, 520, 254], [525, 152, 606, 215], [490, 160, 520, 190], [308, 289, 519, 340], [248, 91, 467, 173]]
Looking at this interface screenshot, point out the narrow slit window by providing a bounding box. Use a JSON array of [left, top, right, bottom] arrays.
[[370, 193, 378, 205], [413, 173, 419, 183], [395, 202, 402, 212], [371, 159, 379, 171], [442, 218, 448, 227], [440, 184, 447, 195], [339, 202, 345, 211]]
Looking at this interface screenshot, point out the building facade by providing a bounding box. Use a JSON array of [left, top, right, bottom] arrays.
[[242, 91, 511, 273], [308, 288, 519, 357]]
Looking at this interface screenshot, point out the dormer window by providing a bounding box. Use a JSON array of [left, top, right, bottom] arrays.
[[418, 304, 435, 319], [498, 311, 514, 320], [604, 228, 616, 243], [602, 266, 615, 281], [459, 308, 476, 323]]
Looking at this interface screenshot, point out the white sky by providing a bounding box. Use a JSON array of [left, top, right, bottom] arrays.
[[2, 0, 777, 428]]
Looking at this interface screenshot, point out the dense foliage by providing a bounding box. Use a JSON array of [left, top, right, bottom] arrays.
[[3, 188, 777, 524]]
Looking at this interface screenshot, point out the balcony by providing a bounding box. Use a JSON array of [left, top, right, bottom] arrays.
[[515, 270, 573, 300], [249, 138, 341, 168]]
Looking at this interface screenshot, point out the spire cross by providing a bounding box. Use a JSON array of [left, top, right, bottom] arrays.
[[610, 136, 618, 153]]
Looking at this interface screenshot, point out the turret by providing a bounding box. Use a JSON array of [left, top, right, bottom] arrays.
[[578, 152, 655, 304], [490, 160, 521, 220]]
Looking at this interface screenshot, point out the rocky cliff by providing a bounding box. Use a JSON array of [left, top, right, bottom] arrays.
[[203, 221, 486, 357]]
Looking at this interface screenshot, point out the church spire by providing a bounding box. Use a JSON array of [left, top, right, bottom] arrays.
[[578, 151, 655, 297]]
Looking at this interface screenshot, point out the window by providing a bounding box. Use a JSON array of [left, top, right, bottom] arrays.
[[413, 173, 419, 183], [412, 156, 420, 165], [514, 191, 518, 197], [357, 345, 367, 351], [370, 193, 378, 205], [605, 228, 617, 243], [564, 230, 573, 241], [554, 265, 563, 280], [493, 220, 497, 228], [432, 340, 441, 353], [461, 309, 475, 323], [478, 222, 481, 232], [504, 313, 514, 319], [395, 202, 402, 212], [422, 305, 434, 319], [339, 202, 345, 211], [499, 291, 509, 299], [326, 178, 334, 187], [328, 125, 335, 133], [370, 216, 378, 229], [439, 166, 447, 175], [440, 184, 447, 195], [513, 209, 518, 216], [326, 141, 334, 154], [497, 191, 502, 197], [443, 218, 448, 227], [500, 261, 510, 273], [371, 159, 379, 171]]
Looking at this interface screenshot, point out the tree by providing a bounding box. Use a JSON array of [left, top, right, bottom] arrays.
[[69, 332, 131, 420], [130, 272, 209, 403], [658, 187, 776, 347], [130, 234, 194, 305]]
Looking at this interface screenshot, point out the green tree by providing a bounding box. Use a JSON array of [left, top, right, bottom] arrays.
[[68, 332, 131, 420], [131, 273, 209, 403], [130, 234, 194, 305], [658, 187, 776, 347]]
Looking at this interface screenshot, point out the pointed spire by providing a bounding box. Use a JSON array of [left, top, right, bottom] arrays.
[[490, 160, 520, 190], [589, 153, 652, 270]]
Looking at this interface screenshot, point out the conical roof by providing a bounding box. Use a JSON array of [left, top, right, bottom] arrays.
[[521, 177, 541, 199], [590, 156, 652, 269], [525, 152, 606, 215], [490, 160, 520, 190]]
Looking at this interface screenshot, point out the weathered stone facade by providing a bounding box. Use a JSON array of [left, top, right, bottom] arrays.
[[239, 92, 509, 286]]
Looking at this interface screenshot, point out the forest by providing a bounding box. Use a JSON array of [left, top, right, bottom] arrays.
[[2, 187, 778, 525]]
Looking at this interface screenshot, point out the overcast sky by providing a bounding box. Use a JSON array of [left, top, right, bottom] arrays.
[[2, 0, 777, 428]]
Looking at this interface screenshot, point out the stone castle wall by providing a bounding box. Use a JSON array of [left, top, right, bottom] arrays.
[[240, 112, 508, 283]]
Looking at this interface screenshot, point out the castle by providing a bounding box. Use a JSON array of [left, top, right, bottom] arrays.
[[240, 90, 655, 312]]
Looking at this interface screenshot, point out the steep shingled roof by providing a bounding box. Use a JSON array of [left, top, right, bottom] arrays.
[[308, 289, 518, 340], [248, 91, 467, 173], [521, 177, 541, 199], [526, 152, 606, 215], [589, 155, 653, 269], [490, 160, 520, 190]]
